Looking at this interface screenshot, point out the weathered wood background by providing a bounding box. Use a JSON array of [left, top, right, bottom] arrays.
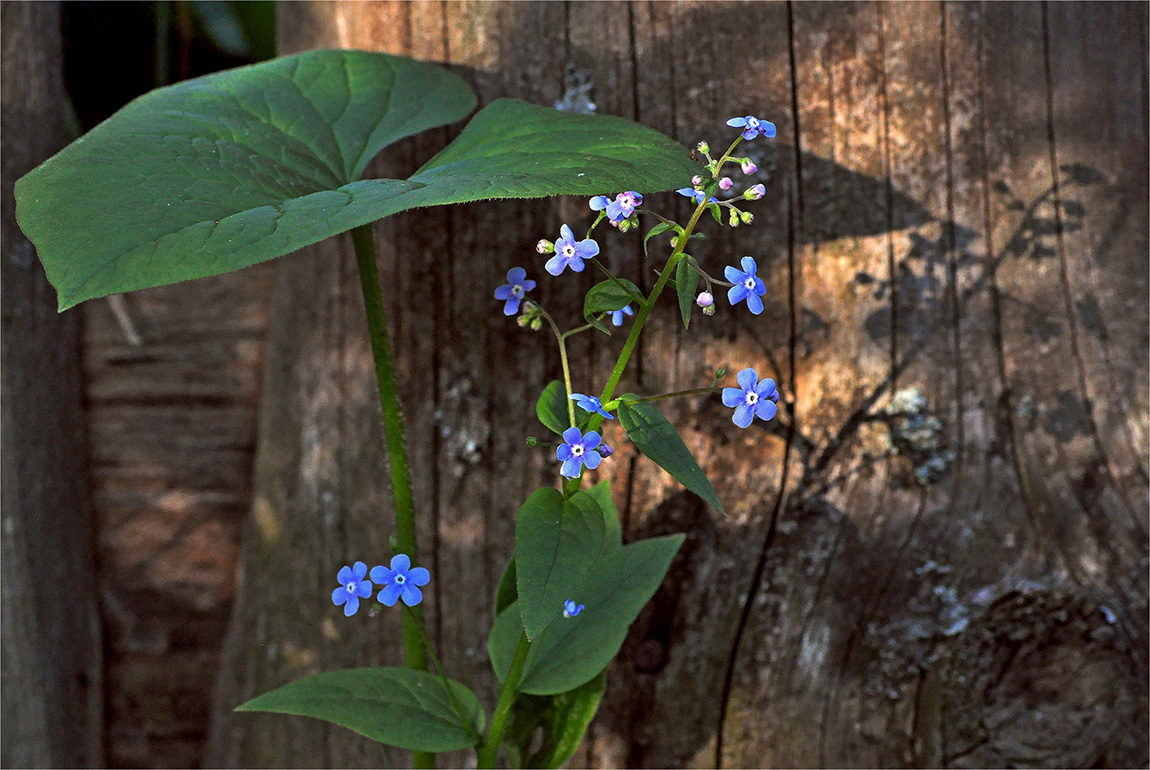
[[51, 1, 1149, 767]]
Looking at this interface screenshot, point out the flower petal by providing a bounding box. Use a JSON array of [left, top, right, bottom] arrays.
[[355, 579, 373, 598], [727, 117, 748, 127], [560, 224, 575, 242], [576, 239, 600, 258], [756, 399, 778, 422], [582, 431, 601, 450], [722, 387, 745, 407], [343, 595, 360, 616], [756, 378, 778, 398], [556, 443, 573, 461], [561, 457, 583, 478], [762, 121, 777, 138], [333, 586, 350, 605], [583, 450, 602, 470], [503, 298, 521, 316], [409, 567, 430, 586], [494, 284, 513, 300], [545, 255, 565, 276], [521, 279, 537, 292], [590, 195, 609, 211], [379, 583, 402, 606], [728, 284, 748, 305], [336, 565, 353, 585], [724, 265, 745, 283], [568, 256, 586, 272], [740, 256, 758, 276], [562, 426, 583, 444], [401, 584, 424, 606], [390, 553, 411, 572], [737, 368, 758, 390], [370, 565, 392, 584], [746, 292, 764, 315], [742, 128, 758, 140], [507, 267, 527, 282], [733, 404, 754, 428], [352, 561, 367, 580]]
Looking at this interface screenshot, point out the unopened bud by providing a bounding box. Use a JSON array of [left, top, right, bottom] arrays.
[[525, 436, 539, 447], [696, 291, 714, 308], [740, 158, 758, 175], [617, 217, 633, 233], [696, 140, 710, 155], [728, 209, 740, 226], [670, 236, 679, 248], [719, 177, 734, 191], [517, 314, 531, 328], [599, 444, 613, 458], [536, 239, 554, 254], [743, 184, 766, 201], [691, 174, 703, 186], [530, 317, 543, 331], [740, 211, 755, 225], [702, 304, 716, 316]]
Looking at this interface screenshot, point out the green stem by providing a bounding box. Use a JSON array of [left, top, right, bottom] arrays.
[[350, 225, 435, 770], [538, 308, 577, 427], [629, 385, 720, 404], [402, 606, 480, 743], [477, 631, 531, 769]]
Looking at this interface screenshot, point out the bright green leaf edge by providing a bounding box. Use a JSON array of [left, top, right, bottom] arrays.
[[236, 667, 485, 752], [15, 49, 699, 310]]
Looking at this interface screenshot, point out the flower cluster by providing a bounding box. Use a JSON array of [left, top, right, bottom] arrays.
[[591, 191, 643, 231], [332, 554, 430, 616]]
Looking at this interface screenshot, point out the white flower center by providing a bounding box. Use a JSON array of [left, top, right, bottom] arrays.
[[562, 244, 576, 257], [744, 277, 756, 290], [747, 117, 760, 129], [746, 392, 759, 406], [394, 574, 406, 584], [345, 581, 357, 593], [511, 284, 523, 295], [572, 444, 585, 457]]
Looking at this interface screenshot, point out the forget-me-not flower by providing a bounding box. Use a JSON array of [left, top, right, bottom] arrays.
[[546, 224, 599, 276], [676, 188, 719, 205], [590, 191, 643, 223], [371, 554, 430, 607], [725, 256, 767, 315], [726, 115, 777, 141], [570, 393, 613, 420], [557, 427, 603, 478], [494, 267, 536, 316], [332, 561, 373, 617], [563, 599, 585, 618], [610, 304, 634, 326], [722, 368, 779, 428]]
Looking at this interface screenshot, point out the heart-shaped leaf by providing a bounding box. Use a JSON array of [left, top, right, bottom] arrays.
[[236, 667, 484, 752], [16, 50, 698, 310], [583, 278, 643, 316], [516, 488, 606, 640], [490, 534, 684, 695], [619, 400, 724, 514]]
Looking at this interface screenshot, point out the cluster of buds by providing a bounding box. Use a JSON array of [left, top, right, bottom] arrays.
[[696, 291, 716, 316], [516, 300, 544, 331]]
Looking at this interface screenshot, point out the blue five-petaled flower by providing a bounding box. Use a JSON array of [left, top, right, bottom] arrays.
[[676, 188, 719, 205], [494, 267, 536, 316], [722, 368, 779, 428], [557, 427, 603, 478], [590, 191, 643, 222], [570, 393, 614, 420], [332, 561, 373, 617], [725, 256, 767, 315], [546, 224, 599, 276], [610, 304, 634, 326], [726, 115, 777, 141], [563, 599, 585, 618], [371, 554, 430, 607]]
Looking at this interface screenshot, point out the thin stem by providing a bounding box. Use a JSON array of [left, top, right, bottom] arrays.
[[627, 385, 721, 404], [560, 322, 597, 340], [537, 307, 577, 427], [590, 257, 646, 303], [350, 225, 434, 769], [402, 606, 480, 743], [477, 631, 531, 769]]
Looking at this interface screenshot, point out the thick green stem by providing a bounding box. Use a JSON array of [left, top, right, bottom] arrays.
[[350, 225, 435, 769], [477, 631, 531, 769]]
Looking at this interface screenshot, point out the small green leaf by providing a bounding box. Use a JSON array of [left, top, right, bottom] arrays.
[[584, 480, 621, 551], [618, 401, 724, 513], [536, 380, 590, 436], [708, 202, 724, 225], [516, 489, 606, 640], [495, 557, 517, 616], [489, 534, 684, 695], [522, 670, 607, 769], [236, 667, 484, 752], [642, 221, 676, 257], [583, 278, 643, 316], [675, 258, 699, 330]]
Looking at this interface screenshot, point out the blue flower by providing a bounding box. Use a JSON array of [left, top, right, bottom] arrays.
[[332, 561, 373, 617], [726, 115, 777, 141], [722, 368, 779, 428], [546, 224, 599, 276], [676, 188, 718, 205], [610, 304, 634, 326], [591, 191, 643, 222], [370, 554, 430, 607], [725, 256, 767, 315], [563, 599, 585, 618], [570, 393, 613, 420], [557, 427, 603, 478], [494, 267, 536, 316]]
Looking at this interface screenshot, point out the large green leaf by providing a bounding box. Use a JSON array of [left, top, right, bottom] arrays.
[[584, 480, 621, 551], [15, 50, 698, 310], [506, 670, 607, 769], [489, 534, 684, 695], [236, 667, 484, 752], [618, 400, 725, 514], [516, 488, 606, 640]]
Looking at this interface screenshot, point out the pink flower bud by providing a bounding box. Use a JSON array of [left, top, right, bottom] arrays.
[[536, 239, 554, 254], [744, 184, 766, 201], [740, 158, 758, 175], [691, 175, 703, 187], [719, 177, 734, 191], [696, 291, 714, 308]]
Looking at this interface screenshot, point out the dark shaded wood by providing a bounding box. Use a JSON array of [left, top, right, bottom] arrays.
[[1, 3, 103, 766]]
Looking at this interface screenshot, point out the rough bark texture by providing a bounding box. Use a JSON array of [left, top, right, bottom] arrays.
[[1, 3, 104, 766], [79, 1, 1146, 767]]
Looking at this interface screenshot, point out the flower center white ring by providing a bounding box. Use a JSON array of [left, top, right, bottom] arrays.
[[345, 581, 357, 593], [511, 284, 523, 295], [746, 392, 759, 405], [563, 245, 575, 257], [744, 277, 756, 290], [394, 574, 406, 584], [572, 444, 585, 457]]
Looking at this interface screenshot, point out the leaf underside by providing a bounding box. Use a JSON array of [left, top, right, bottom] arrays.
[[14, 48, 698, 310]]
